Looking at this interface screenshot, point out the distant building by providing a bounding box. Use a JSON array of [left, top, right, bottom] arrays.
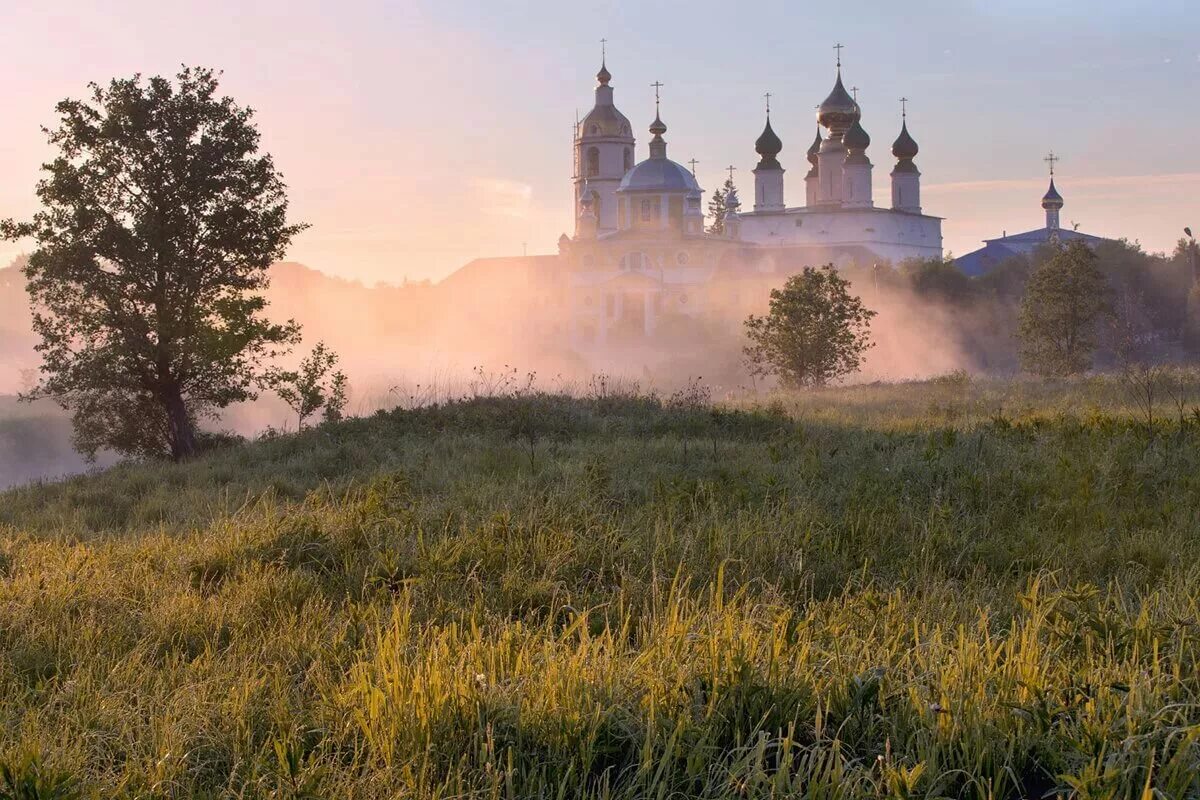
[[560, 52, 943, 346], [954, 166, 1108, 277]]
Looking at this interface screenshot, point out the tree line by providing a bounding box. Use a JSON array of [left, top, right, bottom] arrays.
[[5, 66, 1196, 462]]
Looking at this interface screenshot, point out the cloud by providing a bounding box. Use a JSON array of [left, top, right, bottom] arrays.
[[470, 178, 534, 219]]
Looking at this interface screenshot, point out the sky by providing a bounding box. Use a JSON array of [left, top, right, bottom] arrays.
[[1, 0, 1197, 284]]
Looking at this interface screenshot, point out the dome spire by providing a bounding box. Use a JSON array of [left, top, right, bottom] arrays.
[[754, 91, 783, 170], [648, 80, 667, 158], [817, 44, 859, 138], [597, 38, 611, 85], [892, 98, 919, 164]]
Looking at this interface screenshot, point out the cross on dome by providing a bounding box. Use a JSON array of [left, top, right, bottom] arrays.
[[596, 39, 612, 85], [1044, 151, 1059, 177]]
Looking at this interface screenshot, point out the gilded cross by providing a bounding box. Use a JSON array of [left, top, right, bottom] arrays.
[[650, 81, 664, 112], [833, 42, 844, 68]]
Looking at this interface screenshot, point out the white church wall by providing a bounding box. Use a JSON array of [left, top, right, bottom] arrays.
[[738, 208, 943, 264]]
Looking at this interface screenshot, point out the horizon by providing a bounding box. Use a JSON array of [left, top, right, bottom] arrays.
[[1, 0, 1197, 284]]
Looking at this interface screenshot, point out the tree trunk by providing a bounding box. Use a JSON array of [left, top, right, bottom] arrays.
[[164, 384, 197, 461]]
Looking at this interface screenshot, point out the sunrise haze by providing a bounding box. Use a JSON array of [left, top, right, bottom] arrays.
[[2, 0, 1196, 282]]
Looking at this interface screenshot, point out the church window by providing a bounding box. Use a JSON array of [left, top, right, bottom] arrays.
[[624, 148, 633, 171], [640, 199, 659, 222], [621, 252, 648, 271], [794, 219, 803, 227], [679, 293, 689, 305], [589, 125, 599, 136], [586, 147, 600, 177], [676, 252, 689, 265]]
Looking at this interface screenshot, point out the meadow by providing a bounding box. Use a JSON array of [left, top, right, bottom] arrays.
[[1, 373, 1199, 798]]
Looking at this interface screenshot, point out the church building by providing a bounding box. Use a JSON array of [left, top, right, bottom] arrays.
[[954, 156, 1109, 277], [560, 50, 944, 346]]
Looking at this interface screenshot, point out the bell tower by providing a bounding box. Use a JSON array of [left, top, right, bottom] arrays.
[[574, 42, 636, 235]]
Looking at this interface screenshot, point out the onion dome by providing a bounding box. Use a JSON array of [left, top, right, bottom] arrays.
[[892, 121, 918, 160], [891, 120, 919, 174], [649, 113, 667, 137], [755, 117, 783, 170], [806, 129, 821, 178], [844, 119, 871, 166], [1042, 179, 1064, 210], [817, 71, 860, 137], [597, 60, 611, 86], [844, 119, 870, 151]]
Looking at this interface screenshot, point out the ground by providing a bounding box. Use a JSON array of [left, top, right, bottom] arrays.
[[1, 374, 1199, 798]]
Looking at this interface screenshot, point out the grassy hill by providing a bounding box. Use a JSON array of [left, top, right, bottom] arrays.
[[1, 376, 1199, 797]]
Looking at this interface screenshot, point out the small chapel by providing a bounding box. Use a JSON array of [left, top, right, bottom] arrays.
[[954, 154, 1109, 277], [559, 48, 944, 346]]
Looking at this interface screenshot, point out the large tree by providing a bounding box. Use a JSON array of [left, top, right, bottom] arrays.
[[2, 67, 305, 461], [1018, 240, 1111, 376], [744, 265, 876, 388]]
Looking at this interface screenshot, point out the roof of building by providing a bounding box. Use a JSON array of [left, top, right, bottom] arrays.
[[1042, 178, 1064, 209], [617, 156, 702, 193], [580, 103, 632, 138], [755, 116, 783, 169], [892, 121, 919, 161], [954, 227, 1108, 277]]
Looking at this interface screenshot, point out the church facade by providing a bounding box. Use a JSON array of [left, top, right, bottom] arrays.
[[560, 55, 943, 346]]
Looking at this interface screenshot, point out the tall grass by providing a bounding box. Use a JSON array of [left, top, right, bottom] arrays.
[[1, 374, 1199, 797]]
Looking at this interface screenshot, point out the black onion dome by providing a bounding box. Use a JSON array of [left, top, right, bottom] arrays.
[[892, 121, 919, 160], [844, 119, 870, 151], [755, 118, 783, 158], [817, 72, 859, 134], [1042, 179, 1064, 209]]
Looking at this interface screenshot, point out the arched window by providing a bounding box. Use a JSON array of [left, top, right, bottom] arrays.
[[624, 148, 633, 172], [589, 124, 599, 136], [587, 147, 600, 177]]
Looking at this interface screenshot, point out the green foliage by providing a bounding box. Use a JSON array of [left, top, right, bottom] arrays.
[[2, 378, 1200, 796], [744, 265, 876, 387], [0, 753, 79, 800], [266, 341, 348, 431], [0, 67, 305, 462], [706, 186, 727, 234], [1019, 241, 1112, 376]]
